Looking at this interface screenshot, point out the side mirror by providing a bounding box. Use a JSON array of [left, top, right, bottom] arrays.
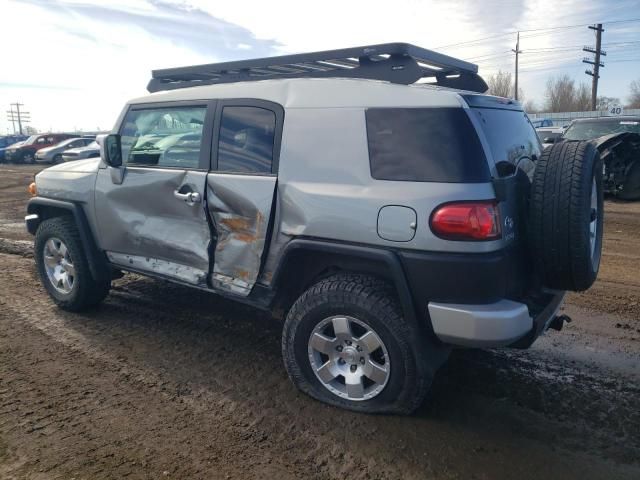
[[97, 134, 123, 167]]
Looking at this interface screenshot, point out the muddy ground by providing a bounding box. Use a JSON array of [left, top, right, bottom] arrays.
[[0, 164, 638, 479]]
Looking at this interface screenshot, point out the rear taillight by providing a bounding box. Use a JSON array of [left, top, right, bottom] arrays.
[[430, 201, 501, 241]]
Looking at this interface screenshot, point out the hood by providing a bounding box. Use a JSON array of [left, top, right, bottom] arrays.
[[66, 144, 99, 154], [590, 131, 640, 149], [42, 157, 102, 173], [37, 145, 58, 155]]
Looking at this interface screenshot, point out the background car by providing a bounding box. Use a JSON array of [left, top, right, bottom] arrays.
[[536, 127, 564, 148], [61, 140, 101, 162], [561, 116, 640, 140], [0, 134, 28, 162], [557, 116, 640, 200], [35, 137, 94, 164], [531, 118, 554, 128], [3, 133, 76, 163]]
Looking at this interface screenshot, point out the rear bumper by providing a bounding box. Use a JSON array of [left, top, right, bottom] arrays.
[[428, 292, 565, 348], [428, 299, 531, 347]]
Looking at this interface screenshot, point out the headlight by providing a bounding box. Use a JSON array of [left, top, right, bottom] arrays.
[[28, 182, 37, 196]]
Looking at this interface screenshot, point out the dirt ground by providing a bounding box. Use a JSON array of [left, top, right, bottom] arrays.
[[0, 164, 638, 479]]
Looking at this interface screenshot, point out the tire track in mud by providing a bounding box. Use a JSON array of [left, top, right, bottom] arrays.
[[1, 253, 639, 479]]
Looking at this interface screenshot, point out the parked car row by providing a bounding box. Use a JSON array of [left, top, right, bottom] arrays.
[[0, 133, 100, 164]]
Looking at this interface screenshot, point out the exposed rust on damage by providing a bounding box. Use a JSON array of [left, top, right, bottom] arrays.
[[235, 269, 251, 281], [218, 212, 263, 245]]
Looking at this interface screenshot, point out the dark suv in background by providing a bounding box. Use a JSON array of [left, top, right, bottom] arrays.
[[3, 134, 76, 164], [0, 134, 29, 162]]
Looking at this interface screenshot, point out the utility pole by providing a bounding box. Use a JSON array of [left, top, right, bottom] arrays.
[[512, 32, 522, 101], [6, 102, 31, 135], [583, 24, 605, 111]]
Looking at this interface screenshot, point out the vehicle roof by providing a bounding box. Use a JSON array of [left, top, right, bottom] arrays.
[[128, 77, 466, 109], [571, 116, 640, 123]]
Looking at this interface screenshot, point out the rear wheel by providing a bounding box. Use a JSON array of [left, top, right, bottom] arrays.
[[529, 141, 604, 291], [35, 217, 111, 311], [282, 274, 445, 414], [617, 161, 640, 200]]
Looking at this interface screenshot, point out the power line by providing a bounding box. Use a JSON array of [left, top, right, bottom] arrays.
[[583, 23, 605, 110], [6, 102, 30, 135], [436, 18, 640, 50]]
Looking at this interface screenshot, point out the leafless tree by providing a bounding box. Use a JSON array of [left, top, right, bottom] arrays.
[[544, 75, 592, 112], [596, 96, 621, 111], [523, 99, 538, 113], [487, 70, 513, 98], [629, 79, 640, 108]]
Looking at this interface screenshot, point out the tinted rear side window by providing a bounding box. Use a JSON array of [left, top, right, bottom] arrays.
[[365, 107, 489, 183]]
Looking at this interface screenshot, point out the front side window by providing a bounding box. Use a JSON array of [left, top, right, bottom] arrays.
[[120, 106, 206, 169], [217, 106, 276, 174]]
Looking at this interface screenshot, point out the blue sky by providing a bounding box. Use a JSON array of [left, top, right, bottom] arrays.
[[1, 0, 639, 133]]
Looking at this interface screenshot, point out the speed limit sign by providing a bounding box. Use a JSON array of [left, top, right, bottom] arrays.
[[609, 104, 624, 116]]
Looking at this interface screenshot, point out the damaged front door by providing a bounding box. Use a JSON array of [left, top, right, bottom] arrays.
[[207, 101, 283, 295], [95, 101, 215, 286]]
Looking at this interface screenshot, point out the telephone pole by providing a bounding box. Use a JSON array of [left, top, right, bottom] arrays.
[[6, 102, 31, 135], [583, 24, 605, 111], [512, 32, 522, 101]]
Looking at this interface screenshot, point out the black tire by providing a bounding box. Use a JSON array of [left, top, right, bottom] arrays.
[[35, 217, 111, 311], [282, 274, 446, 414], [617, 161, 640, 200], [53, 154, 63, 164], [529, 141, 604, 291], [21, 151, 35, 164]]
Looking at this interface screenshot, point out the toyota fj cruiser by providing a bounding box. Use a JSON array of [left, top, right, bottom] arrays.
[[25, 44, 603, 414]]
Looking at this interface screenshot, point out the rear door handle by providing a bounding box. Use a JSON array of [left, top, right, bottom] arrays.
[[173, 190, 201, 204]]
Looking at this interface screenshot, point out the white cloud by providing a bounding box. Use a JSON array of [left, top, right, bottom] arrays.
[[1, 0, 638, 134]]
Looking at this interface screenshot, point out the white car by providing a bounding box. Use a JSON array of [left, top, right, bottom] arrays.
[[536, 127, 564, 148]]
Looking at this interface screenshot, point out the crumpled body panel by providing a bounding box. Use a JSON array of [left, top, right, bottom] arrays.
[[206, 173, 276, 295]]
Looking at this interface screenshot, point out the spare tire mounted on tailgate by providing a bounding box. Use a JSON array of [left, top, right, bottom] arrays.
[[529, 141, 604, 291]]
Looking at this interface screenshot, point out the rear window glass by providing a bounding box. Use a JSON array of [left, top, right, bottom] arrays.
[[472, 108, 541, 166], [365, 108, 489, 183]]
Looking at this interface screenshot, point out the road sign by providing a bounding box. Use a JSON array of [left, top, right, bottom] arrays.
[[608, 104, 624, 116]]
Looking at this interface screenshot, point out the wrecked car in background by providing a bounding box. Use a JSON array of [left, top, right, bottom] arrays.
[[560, 117, 640, 200]]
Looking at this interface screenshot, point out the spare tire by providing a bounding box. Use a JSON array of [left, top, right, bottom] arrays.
[[529, 141, 603, 291]]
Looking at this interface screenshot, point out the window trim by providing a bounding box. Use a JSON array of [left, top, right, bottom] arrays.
[[117, 99, 217, 171], [210, 99, 284, 175]]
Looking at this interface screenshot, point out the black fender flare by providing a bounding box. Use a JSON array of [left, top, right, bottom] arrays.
[[26, 197, 109, 283], [272, 238, 422, 335]]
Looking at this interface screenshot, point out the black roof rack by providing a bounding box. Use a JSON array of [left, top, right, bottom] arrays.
[[147, 42, 488, 93]]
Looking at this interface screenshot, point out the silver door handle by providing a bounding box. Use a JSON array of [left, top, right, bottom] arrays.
[[173, 190, 201, 203]]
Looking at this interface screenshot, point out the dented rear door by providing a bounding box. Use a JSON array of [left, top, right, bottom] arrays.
[[206, 100, 283, 296]]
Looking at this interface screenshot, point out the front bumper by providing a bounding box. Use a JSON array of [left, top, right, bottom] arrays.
[[428, 292, 565, 348]]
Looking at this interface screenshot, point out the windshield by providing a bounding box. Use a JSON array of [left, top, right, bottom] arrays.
[[563, 119, 640, 140], [23, 135, 39, 146], [56, 138, 78, 148]]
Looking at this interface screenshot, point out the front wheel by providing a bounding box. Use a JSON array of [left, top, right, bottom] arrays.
[[35, 217, 111, 311], [282, 274, 445, 414], [21, 151, 35, 164]]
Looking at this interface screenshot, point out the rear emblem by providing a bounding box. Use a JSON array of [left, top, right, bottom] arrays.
[[504, 216, 514, 229]]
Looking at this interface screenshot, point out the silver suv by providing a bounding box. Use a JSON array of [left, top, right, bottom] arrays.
[[25, 44, 604, 414]]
